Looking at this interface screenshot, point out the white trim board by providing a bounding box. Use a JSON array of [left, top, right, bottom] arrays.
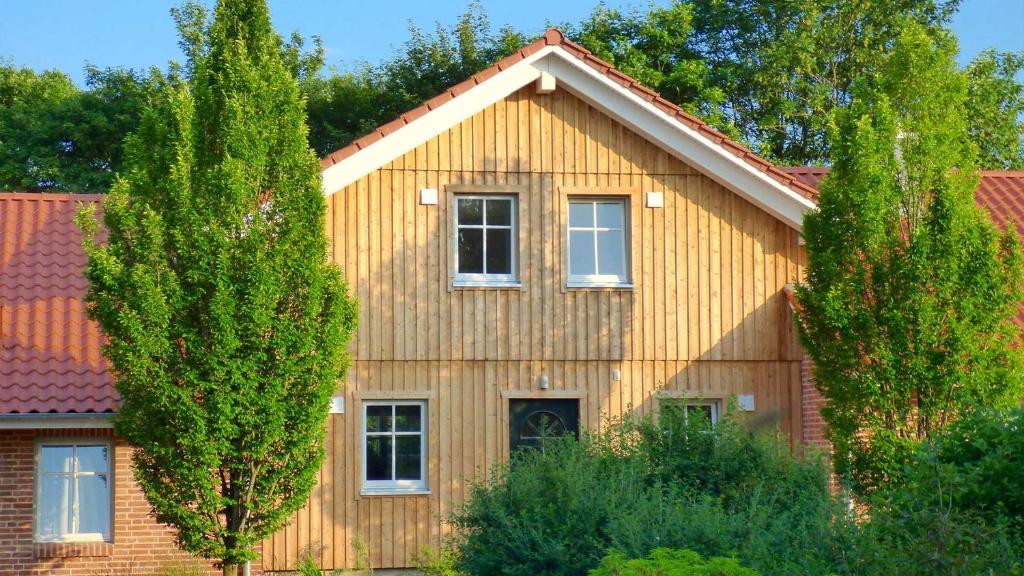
[[320, 46, 556, 196], [319, 45, 812, 231]]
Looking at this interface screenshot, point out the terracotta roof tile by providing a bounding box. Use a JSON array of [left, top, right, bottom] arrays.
[[1, 192, 116, 414], [319, 28, 821, 203]]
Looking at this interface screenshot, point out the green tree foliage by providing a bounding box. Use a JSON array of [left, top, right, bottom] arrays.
[[964, 50, 1024, 169], [589, 549, 761, 576], [76, 0, 357, 572], [795, 23, 1024, 495], [304, 2, 525, 156], [567, 0, 961, 165], [0, 62, 171, 191], [564, 3, 733, 139]]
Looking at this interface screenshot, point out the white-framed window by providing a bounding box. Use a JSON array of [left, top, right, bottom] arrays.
[[660, 399, 720, 426], [35, 441, 112, 542], [567, 198, 630, 287], [453, 195, 518, 286], [362, 401, 428, 494]]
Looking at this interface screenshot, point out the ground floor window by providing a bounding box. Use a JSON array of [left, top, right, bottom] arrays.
[[362, 400, 428, 494], [660, 398, 720, 426], [35, 441, 112, 542]]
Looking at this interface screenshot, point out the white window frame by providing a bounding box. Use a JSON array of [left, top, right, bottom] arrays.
[[660, 398, 720, 425], [453, 194, 519, 287], [566, 198, 631, 287], [34, 439, 113, 543], [361, 400, 429, 495]]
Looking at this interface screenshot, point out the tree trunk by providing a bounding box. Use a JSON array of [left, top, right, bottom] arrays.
[[222, 561, 251, 576]]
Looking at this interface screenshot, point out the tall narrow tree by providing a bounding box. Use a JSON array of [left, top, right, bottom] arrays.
[[77, 1, 357, 573], [796, 23, 1024, 495]]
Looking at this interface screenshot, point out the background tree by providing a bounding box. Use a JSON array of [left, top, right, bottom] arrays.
[[795, 23, 1024, 495], [304, 2, 525, 156], [0, 62, 171, 191], [567, 0, 962, 165], [77, 0, 357, 573], [964, 49, 1024, 169]]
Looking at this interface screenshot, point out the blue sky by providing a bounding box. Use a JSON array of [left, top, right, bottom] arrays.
[[1, 0, 1022, 86]]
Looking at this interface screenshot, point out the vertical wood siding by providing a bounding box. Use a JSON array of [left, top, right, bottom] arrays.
[[263, 86, 805, 570]]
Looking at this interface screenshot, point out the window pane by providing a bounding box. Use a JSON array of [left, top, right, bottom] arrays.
[[569, 202, 594, 228], [76, 475, 110, 536], [76, 446, 108, 473], [395, 436, 422, 480], [457, 198, 483, 225], [569, 231, 596, 276], [40, 446, 73, 474], [485, 229, 512, 274], [366, 405, 392, 433], [395, 405, 422, 432], [366, 436, 393, 481], [485, 199, 511, 226], [457, 228, 484, 274], [597, 230, 626, 277], [38, 475, 70, 537], [597, 202, 624, 228], [687, 404, 714, 423]]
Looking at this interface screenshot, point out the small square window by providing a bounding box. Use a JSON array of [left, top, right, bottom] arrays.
[[567, 198, 629, 287], [660, 399, 720, 426], [454, 195, 518, 286], [35, 442, 112, 542], [362, 401, 428, 494]]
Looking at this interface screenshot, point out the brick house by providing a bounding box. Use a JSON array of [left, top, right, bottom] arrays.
[[2, 29, 1023, 573]]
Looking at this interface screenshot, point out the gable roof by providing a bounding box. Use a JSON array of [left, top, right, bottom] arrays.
[[0, 193, 116, 414], [320, 28, 818, 230]]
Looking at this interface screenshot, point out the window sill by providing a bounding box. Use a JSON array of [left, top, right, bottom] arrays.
[[565, 281, 634, 290], [34, 540, 113, 559], [452, 279, 522, 290], [360, 488, 432, 497]]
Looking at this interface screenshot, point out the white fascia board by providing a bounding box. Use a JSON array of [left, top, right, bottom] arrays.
[[321, 46, 557, 195], [543, 51, 814, 230]]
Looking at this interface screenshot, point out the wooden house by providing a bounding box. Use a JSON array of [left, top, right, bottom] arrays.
[[263, 28, 818, 570]]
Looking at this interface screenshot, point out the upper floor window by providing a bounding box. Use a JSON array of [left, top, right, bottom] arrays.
[[567, 198, 629, 287], [36, 442, 112, 542], [454, 195, 518, 286], [362, 400, 428, 494]]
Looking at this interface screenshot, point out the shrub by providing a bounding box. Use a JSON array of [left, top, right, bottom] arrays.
[[927, 407, 1024, 522], [416, 544, 464, 576], [450, 410, 845, 576], [588, 548, 760, 576], [833, 409, 1024, 575]]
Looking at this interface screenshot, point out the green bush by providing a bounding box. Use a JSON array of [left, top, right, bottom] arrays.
[[833, 408, 1024, 575], [450, 410, 846, 576], [588, 548, 760, 576], [928, 407, 1024, 522]]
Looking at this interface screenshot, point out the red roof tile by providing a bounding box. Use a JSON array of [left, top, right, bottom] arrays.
[[319, 28, 819, 203], [1, 193, 116, 414]]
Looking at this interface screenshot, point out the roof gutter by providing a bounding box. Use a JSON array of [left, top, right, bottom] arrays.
[[0, 413, 116, 430]]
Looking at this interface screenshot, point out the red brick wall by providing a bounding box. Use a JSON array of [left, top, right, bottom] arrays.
[[0, 428, 264, 576], [800, 357, 828, 449]]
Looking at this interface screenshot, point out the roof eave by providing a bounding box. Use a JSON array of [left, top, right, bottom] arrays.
[[0, 413, 116, 430]]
